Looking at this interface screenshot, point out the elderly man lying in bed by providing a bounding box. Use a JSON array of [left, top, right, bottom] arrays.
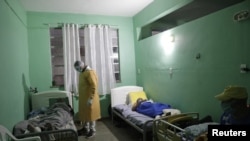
[[131, 98, 176, 118]]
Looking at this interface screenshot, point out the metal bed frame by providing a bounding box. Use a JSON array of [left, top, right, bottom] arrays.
[[111, 108, 154, 141], [110, 86, 155, 141], [13, 90, 78, 141], [153, 112, 200, 141], [15, 129, 78, 141]]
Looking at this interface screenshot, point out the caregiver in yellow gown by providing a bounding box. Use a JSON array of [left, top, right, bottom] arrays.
[[74, 60, 101, 138]]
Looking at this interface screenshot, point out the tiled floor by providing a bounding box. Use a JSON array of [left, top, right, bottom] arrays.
[[76, 118, 143, 141]]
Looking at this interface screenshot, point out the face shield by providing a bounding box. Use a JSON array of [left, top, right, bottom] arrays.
[[75, 66, 82, 72], [74, 61, 85, 72]]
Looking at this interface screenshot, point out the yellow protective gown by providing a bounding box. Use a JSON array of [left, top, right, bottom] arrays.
[[78, 69, 101, 122]]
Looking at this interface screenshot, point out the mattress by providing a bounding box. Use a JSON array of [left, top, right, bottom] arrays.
[[113, 104, 154, 128]]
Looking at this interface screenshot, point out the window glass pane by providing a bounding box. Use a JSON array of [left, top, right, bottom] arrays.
[[49, 27, 121, 86], [110, 28, 121, 83], [50, 27, 64, 87]]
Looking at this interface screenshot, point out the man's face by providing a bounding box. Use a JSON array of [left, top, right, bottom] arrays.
[[221, 99, 239, 114]]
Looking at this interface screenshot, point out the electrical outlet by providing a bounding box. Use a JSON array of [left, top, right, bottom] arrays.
[[240, 64, 247, 73]]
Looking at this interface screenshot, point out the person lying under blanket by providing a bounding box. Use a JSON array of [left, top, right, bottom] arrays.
[[15, 103, 75, 135], [132, 98, 172, 118]]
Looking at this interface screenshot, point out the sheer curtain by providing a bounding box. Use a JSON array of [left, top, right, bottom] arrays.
[[84, 24, 115, 95], [62, 23, 81, 97]]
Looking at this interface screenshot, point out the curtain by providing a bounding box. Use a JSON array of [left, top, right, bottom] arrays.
[[84, 24, 115, 95], [62, 23, 81, 97]]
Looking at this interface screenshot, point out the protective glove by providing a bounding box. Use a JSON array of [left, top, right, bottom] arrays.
[[87, 98, 93, 106]]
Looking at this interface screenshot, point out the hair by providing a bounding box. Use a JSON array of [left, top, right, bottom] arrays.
[[132, 98, 147, 111], [136, 98, 144, 103]]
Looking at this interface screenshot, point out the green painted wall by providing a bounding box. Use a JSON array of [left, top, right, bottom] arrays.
[[27, 12, 137, 118], [133, 0, 250, 122], [1, 0, 249, 130], [0, 0, 29, 130]]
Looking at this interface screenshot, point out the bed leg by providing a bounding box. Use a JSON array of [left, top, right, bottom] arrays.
[[111, 110, 114, 125], [143, 132, 146, 141]]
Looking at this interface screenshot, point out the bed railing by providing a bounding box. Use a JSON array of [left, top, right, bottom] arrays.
[[15, 129, 78, 141], [153, 112, 199, 141]]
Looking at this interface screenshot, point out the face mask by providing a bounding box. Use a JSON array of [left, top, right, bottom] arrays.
[[221, 102, 232, 113], [75, 66, 82, 72], [221, 100, 238, 113]]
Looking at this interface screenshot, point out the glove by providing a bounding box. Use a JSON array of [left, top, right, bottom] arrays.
[[87, 98, 93, 106]]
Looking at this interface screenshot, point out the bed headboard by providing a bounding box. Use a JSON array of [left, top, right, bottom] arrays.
[[111, 86, 143, 107], [31, 90, 72, 110]]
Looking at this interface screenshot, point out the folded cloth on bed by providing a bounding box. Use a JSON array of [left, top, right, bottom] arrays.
[[162, 109, 181, 116]]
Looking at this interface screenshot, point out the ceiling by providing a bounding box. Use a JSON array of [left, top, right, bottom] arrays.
[[19, 0, 154, 17], [159, 0, 245, 23], [139, 0, 246, 40]]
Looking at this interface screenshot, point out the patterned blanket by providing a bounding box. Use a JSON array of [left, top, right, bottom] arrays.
[[13, 103, 76, 135]]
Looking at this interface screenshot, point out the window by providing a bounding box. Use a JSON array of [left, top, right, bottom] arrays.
[[110, 28, 121, 83], [50, 27, 64, 87], [79, 28, 85, 62], [49, 27, 121, 87]]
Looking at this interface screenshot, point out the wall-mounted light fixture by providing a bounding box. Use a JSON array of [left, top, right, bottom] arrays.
[[167, 34, 175, 42], [160, 33, 175, 55], [233, 10, 249, 22], [240, 64, 250, 73]]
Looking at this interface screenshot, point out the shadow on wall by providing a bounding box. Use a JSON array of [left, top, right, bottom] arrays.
[[22, 73, 30, 119], [100, 94, 111, 118]]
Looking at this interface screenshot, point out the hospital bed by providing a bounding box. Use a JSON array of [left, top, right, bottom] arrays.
[[111, 86, 177, 141], [12, 90, 78, 141]]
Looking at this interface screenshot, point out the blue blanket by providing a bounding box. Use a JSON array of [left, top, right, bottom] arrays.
[[136, 101, 171, 118]]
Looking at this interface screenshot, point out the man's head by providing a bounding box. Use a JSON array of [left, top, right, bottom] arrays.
[[74, 60, 85, 72], [215, 86, 248, 114], [136, 98, 144, 103], [215, 86, 248, 102], [132, 98, 146, 111]]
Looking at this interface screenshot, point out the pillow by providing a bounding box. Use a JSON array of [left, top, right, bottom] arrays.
[[128, 91, 148, 105]]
